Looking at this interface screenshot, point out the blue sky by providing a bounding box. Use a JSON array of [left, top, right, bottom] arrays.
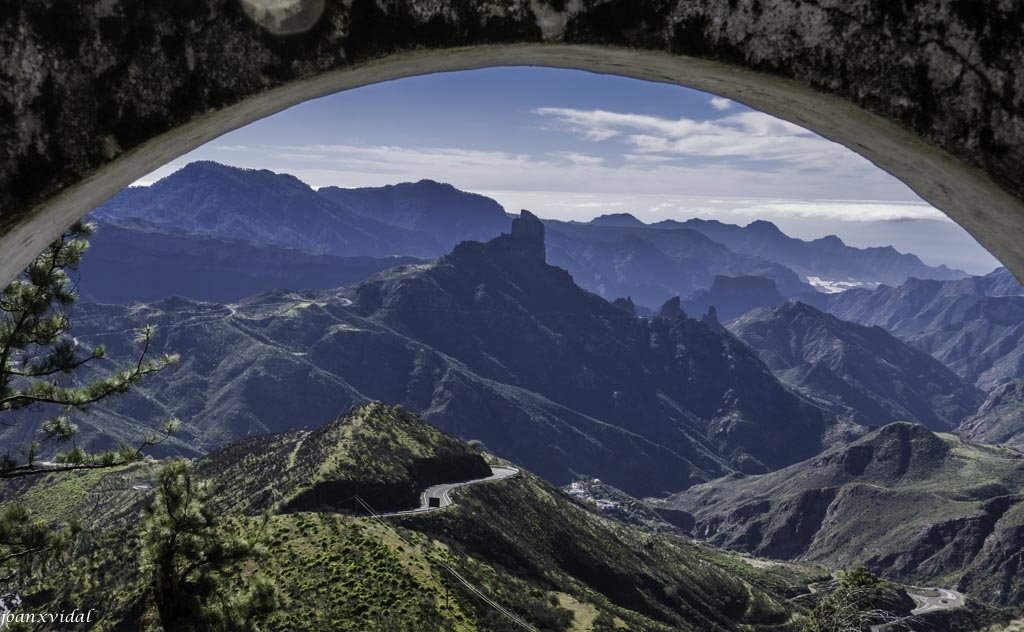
[[139, 67, 1000, 274]]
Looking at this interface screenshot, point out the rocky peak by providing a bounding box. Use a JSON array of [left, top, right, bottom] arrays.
[[512, 209, 544, 241], [702, 306, 724, 332], [590, 212, 645, 227], [446, 209, 548, 266], [503, 209, 546, 263], [658, 296, 687, 320], [612, 297, 637, 314]]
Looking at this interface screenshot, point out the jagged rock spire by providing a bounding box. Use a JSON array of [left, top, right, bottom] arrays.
[[504, 210, 546, 263], [702, 305, 724, 332], [612, 297, 637, 314], [658, 296, 687, 320]]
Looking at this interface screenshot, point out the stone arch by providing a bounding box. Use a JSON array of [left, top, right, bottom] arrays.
[[1, 0, 1022, 286]]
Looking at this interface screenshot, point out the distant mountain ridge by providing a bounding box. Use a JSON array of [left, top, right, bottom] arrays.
[[544, 219, 818, 308], [827, 268, 1024, 390], [92, 161, 442, 257], [660, 217, 967, 287], [317, 179, 509, 251], [682, 275, 792, 322], [728, 302, 983, 429]]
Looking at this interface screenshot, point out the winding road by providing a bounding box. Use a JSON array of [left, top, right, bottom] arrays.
[[910, 588, 965, 615], [869, 587, 965, 631], [379, 466, 519, 517]]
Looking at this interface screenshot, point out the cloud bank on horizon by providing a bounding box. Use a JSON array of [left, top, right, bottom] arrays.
[[132, 67, 999, 274]]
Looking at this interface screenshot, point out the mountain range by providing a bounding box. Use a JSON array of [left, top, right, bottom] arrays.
[[9, 160, 1024, 626], [87, 162, 969, 314], [827, 268, 1024, 390], [661, 217, 967, 288], [543, 218, 819, 308], [13, 212, 850, 499], [91, 161, 441, 257]]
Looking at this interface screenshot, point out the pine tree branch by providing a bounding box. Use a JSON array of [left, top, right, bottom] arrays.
[[7, 345, 97, 378], [0, 419, 177, 479]]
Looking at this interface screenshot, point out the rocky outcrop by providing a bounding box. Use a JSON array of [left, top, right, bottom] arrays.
[[682, 275, 787, 322], [658, 296, 687, 320], [612, 297, 637, 314], [40, 212, 839, 496], [507, 209, 546, 263]]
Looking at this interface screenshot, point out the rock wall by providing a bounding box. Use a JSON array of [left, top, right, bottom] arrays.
[[1, 0, 1022, 285]]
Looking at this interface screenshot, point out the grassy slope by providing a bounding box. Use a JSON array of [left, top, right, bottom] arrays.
[[396, 457, 822, 631], [197, 401, 491, 515]]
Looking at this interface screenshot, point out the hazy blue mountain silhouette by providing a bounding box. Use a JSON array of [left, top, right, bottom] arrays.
[[92, 161, 440, 257], [317, 179, 509, 251], [662, 217, 967, 286], [681, 275, 794, 322]]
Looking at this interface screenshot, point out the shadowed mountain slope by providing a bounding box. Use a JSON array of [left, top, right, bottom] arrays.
[[827, 268, 1024, 390], [8, 403, 829, 632], [728, 302, 984, 429], [197, 401, 491, 515], [77, 219, 422, 304]]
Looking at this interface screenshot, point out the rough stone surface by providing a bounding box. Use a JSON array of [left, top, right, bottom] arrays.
[[1, 0, 1023, 286]]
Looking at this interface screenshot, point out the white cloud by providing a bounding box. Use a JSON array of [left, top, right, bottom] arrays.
[[533, 106, 856, 166], [748, 200, 946, 222], [710, 96, 732, 111]]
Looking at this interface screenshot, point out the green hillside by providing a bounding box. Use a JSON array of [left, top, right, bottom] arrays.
[[5, 403, 835, 631]]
